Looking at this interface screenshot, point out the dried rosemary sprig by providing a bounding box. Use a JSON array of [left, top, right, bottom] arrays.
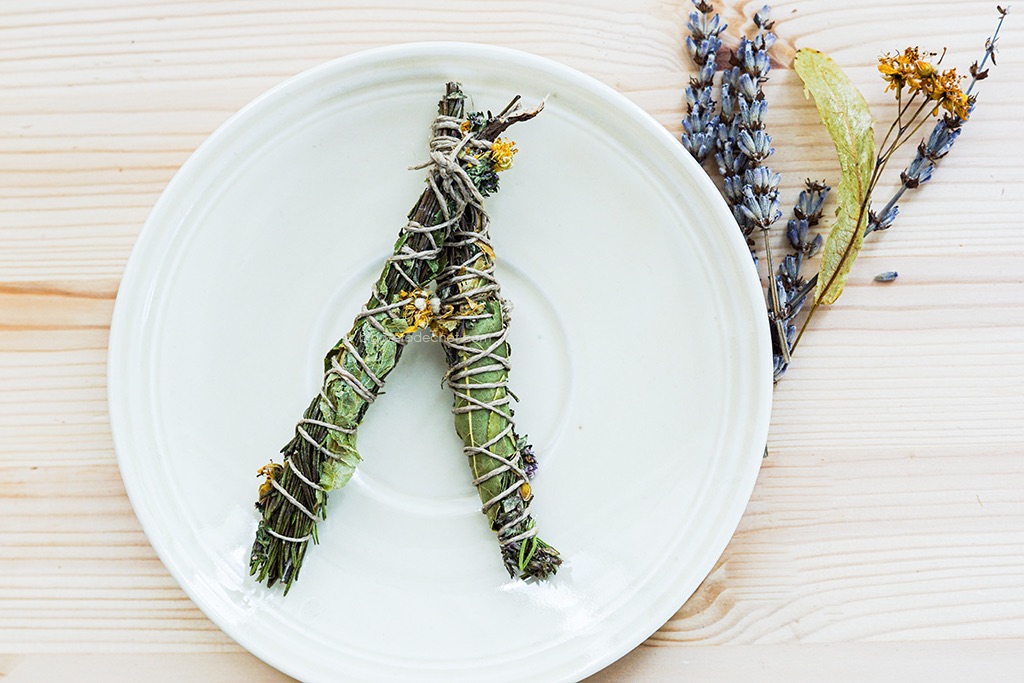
[[436, 106, 560, 579], [251, 82, 511, 592]]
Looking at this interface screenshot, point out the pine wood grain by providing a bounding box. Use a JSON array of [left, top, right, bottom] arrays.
[[2, 0, 1023, 681]]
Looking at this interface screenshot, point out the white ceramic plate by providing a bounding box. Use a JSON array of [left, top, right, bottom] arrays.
[[109, 43, 770, 683]]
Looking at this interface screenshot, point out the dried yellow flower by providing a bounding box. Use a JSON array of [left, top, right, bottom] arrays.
[[256, 462, 283, 507], [878, 47, 923, 92], [915, 60, 937, 79], [475, 239, 496, 260], [932, 68, 971, 119], [396, 289, 455, 339], [489, 138, 518, 172], [878, 48, 971, 119]]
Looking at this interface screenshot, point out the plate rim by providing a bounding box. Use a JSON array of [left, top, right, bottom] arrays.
[[108, 40, 772, 683]]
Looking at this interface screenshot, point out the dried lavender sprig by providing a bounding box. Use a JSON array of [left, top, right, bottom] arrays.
[[772, 180, 829, 379], [681, 0, 726, 162], [689, 4, 791, 370], [724, 7, 797, 376], [717, 6, 780, 239]]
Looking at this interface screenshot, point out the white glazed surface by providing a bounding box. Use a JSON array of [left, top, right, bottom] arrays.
[[108, 43, 771, 683]]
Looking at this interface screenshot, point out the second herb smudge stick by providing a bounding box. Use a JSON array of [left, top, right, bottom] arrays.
[[438, 108, 561, 579]]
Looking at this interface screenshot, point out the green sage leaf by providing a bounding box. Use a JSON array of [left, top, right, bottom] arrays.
[[794, 48, 876, 305]]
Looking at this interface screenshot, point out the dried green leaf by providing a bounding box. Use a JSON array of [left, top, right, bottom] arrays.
[[794, 48, 876, 305]]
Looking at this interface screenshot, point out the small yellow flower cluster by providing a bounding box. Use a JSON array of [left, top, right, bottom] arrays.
[[489, 138, 518, 172], [878, 47, 971, 119], [256, 461, 283, 508], [397, 289, 455, 339]]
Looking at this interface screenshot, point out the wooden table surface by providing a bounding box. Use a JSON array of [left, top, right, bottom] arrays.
[[2, 1, 1023, 681]]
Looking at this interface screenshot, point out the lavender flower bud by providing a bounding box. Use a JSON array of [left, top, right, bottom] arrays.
[[694, 36, 723, 64], [750, 46, 772, 77], [808, 233, 823, 257], [684, 87, 699, 111], [734, 205, 753, 233], [705, 12, 722, 35], [698, 58, 717, 85], [521, 444, 538, 479], [681, 127, 715, 162], [722, 175, 746, 204], [923, 120, 962, 160], [794, 185, 828, 220], [736, 72, 759, 101], [902, 152, 934, 188], [761, 193, 782, 225], [787, 218, 807, 250], [685, 35, 700, 62], [739, 186, 781, 229], [736, 99, 757, 129], [682, 112, 698, 133], [738, 128, 773, 161], [746, 165, 781, 193], [734, 42, 754, 73], [708, 33, 724, 55], [869, 205, 899, 233], [720, 81, 738, 121], [700, 86, 717, 113], [716, 139, 746, 176], [686, 11, 703, 38], [780, 253, 802, 284], [754, 31, 777, 56], [745, 96, 770, 127], [773, 354, 786, 377]]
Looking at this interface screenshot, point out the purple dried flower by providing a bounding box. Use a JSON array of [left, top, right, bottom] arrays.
[[716, 143, 745, 177], [738, 97, 769, 128], [746, 166, 781, 194], [786, 219, 807, 251], [867, 204, 899, 234], [739, 185, 781, 229], [779, 253, 802, 286], [773, 179, 830, 380], [923, 118, 963, 160], [793, 181, 829, 220], [712, 6, 780, 238], [681, 0, 726, 164], [722, 174, 746, 205], [901, 151, 935, 188], [737, 128, 773, 161], [521, 443, 538, 479]]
